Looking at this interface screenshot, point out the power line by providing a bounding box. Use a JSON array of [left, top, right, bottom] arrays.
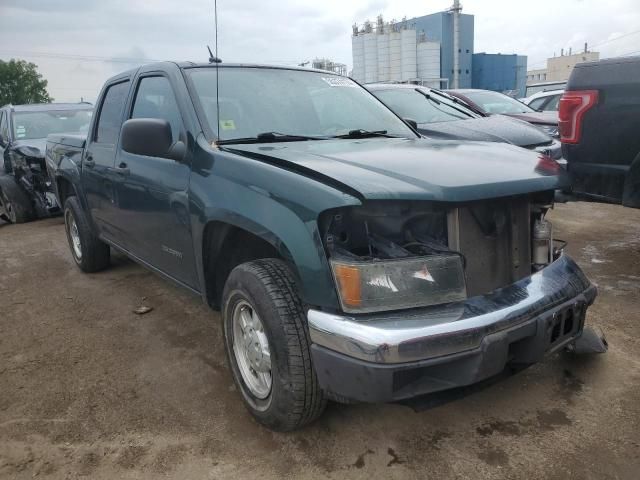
[[527, 29, 640, 69], [0, 50, 161, 64], [590, 29, 640, 49]]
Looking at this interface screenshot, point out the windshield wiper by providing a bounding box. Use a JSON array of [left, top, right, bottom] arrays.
[[430, 89, 485, 116], [216, 131, 329, 145], [332, 129, 401, 139], [414, 89, 473, 119]]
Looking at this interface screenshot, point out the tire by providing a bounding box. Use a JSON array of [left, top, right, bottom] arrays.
[[222, 259, 327, 431], [63, 196, 110, 272], [0, 178, 34, 224]]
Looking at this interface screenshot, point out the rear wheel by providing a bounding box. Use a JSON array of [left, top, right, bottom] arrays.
[[64, 196, 110, 272], [0, 179, 34, 223], [222, 259, 326, 431]]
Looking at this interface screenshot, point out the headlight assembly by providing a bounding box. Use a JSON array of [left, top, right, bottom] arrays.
[[330, 255, 467, 314]]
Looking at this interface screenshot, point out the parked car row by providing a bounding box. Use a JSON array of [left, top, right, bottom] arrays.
[[367, 83, 562, 158]]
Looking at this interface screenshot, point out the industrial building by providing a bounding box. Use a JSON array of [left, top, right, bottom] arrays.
[[351, 2, 529, 96], [311, 58, 347, 76], [527, 47, 600, 84], [351, 17, 442, 87], [473, 53, 528, 97], [351, 1, 473, 88]]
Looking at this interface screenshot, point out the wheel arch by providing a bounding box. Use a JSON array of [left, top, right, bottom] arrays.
[[201, 219, 303, 309]]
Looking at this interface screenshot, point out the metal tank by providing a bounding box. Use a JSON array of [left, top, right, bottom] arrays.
[[351, 34, 365, 82], [377, 32, 390, 82], [400, 28, 417, 81], [363, 32, 378, 83], [389, 30, 402, 82], [417, 41, 441, 86]]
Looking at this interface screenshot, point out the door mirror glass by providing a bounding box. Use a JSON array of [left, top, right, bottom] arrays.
[[120, 118, 173, 158]]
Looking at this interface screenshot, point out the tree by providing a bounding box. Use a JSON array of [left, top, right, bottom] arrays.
[[0, 59, 52, 106]]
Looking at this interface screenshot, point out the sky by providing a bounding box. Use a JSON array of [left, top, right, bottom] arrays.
[[0, 0, 639, 102]]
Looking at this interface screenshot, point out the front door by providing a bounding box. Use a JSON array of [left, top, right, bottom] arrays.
[[82, 80, 130, 240], [111, 74, 197, 288]]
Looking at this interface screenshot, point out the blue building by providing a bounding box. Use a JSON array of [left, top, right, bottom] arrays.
[[408, 11, 474, 88], [472, 53, 528, 97]]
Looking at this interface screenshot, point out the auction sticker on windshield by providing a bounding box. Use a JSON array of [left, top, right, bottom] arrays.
[[322, 77, 357, 87]]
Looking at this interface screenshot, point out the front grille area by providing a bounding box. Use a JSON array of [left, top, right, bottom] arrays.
[[448, 197, 532, 297]]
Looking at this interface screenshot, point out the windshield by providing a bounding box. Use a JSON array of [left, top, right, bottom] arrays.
[[463, 91, 535, 115], [372, 88, 478, 124], [12, 109, 93, 140], [186, 67, 416, 142]]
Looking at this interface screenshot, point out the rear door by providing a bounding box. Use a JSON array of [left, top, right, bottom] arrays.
[[111, 71, 197, 288], [82, 79, 130, 239]]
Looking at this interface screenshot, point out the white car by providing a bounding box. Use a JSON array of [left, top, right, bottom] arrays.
[[523, 89, 564, 112]]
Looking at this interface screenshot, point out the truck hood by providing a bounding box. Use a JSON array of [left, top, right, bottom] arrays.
[[505, 111, 558, 126], [223, 138, 568, 202], [417, 115, 551, 148]]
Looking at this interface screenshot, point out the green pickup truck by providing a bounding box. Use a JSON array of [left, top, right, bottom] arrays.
[[45, 62, 597, 431]]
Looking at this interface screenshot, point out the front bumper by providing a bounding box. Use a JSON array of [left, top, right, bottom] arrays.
[[308, 254, 596, 403]]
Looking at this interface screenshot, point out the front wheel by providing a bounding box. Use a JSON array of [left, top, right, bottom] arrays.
[[0, 179, 34, 223], [64, 196, 110, 272], [222, 259, 326, 431]]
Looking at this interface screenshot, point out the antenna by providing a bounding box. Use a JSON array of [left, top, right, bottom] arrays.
[[214, 0, 220, 141], [207, 45, 221, 63]]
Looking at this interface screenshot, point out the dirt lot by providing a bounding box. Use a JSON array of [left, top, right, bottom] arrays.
[[0, 201, 639, 479]]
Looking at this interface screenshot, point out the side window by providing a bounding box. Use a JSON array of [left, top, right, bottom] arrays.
[[528, 97, 547, 111], [95, 81, 130, 144], [543, 95, 560, 112], [131, 76, 183, 142]]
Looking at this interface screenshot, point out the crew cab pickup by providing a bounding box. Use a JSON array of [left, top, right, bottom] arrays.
[[47, 62, 597, 431], [560, 56, 640, 207]]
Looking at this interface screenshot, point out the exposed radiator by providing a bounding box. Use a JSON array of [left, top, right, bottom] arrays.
[[448, 197, 531, 297]]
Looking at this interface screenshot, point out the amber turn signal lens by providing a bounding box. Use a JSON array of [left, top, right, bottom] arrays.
[[333, 264, 362, 307]]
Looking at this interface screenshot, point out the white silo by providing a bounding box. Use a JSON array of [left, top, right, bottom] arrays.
[[389, 30, 402, 82], [363, 32, 378, 83], [376, 32, 390, 82], [351, 34, 365, 82], [400, 28, 417, 81], [417, 41, 441, 86]]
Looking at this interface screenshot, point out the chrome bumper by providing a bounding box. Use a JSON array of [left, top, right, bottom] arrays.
[[308, 255, 596, 364]]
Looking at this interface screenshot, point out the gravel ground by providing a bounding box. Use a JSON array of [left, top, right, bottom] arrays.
[[0, 201, 639, 479]]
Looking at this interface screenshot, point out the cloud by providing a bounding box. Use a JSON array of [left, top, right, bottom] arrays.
[[0, 0, 638, 102]]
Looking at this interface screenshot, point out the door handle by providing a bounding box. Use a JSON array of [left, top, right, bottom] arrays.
[[108, 163, 130, 176], [84, 155, 95, 168]]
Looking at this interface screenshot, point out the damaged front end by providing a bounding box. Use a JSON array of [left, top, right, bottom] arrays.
[[308, 193, 597, 403], [319, 191, 562, 313], [3, 143, 59, 218]]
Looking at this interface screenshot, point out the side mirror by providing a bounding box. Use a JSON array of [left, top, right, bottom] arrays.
[[404, 118, 418, 131], [120, 118, 185, 161]]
